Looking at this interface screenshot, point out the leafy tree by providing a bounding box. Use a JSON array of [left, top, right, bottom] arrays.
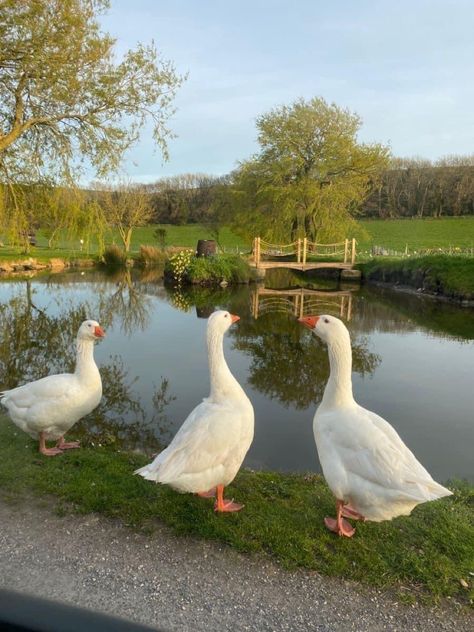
[[0, 0, 183, 245], [94, 180, 154, 252], [222, 97, 390, 242]]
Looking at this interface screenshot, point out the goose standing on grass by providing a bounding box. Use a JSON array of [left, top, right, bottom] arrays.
[[136, 310, 254, 512], [298, 314, 452, 537], [1, 320, 105, 456]]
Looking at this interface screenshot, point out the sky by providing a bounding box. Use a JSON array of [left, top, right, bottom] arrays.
[[100, 0, 474, 183]]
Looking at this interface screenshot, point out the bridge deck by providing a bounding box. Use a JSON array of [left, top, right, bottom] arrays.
[[251, 261, 354, 271]]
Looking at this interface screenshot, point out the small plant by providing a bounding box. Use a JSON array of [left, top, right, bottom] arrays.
[[153, 227, 167, 250], [137, 245, 167, 267], [165, 249, 193, 285], [103, 244, 127, 266]]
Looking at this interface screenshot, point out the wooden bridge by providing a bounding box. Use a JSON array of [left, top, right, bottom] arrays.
[[251, 237, 356, 272], [251, 287, 353, 320]]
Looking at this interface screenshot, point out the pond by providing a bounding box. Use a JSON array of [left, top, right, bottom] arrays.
[[0, 267, 473, 483]]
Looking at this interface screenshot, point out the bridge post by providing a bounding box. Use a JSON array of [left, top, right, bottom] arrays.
[[344, 239, 349, 263], [297, 238, 301, 263], [351, 238, 356, 265], [303, 237, 307, 265], [256, 237, 261, 265]]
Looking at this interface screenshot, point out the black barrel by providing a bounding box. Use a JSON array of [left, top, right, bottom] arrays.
[[196, 239, 217, 257]]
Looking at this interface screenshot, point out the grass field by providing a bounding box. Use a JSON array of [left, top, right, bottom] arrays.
[[358, 217, 474, 252], [1, 217, 474, 260], [0, 419, 472, 606]]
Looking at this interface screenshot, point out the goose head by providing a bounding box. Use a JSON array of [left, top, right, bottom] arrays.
[[298, 314, 350, 347], [77, 319, 106, 342], [208, 310, 240, 335]]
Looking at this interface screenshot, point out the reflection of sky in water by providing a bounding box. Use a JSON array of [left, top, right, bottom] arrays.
[[0, 274, 473, 482]]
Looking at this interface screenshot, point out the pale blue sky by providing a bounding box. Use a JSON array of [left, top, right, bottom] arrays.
[[100, 0, 474, 182]]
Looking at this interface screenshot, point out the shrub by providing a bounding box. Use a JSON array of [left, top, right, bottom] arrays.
[[187, 254, 250, 284], [103, 244, 127, 266], [136, 245, 167, 267]]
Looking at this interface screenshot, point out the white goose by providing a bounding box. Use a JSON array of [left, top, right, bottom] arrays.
[[136, 310, 254, 512], [298, 314, 452, 537], [1, 319, 105, 456]]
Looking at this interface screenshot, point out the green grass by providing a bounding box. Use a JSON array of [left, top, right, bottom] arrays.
[[358, 217, 474, 252], [0, 225, 248, 258], [1, 218, 474, 261], [359, 255, 474, 300], [0, 419, 472, 606]]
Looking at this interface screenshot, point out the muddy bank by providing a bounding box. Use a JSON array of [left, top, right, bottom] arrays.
[[0, 257, 98, 275], [358, 256, 474, 306]]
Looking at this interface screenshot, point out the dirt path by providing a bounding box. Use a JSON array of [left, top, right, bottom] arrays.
[[0, 498, 471, 632]]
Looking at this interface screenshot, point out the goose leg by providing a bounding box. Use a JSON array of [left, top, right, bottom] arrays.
[[56, 436, 80, 450], [214, 484, 244, 512], [197, 488, 216, 498], [39, 432, 63, 456], [341, 505, 366, 521], [324, 499, 356, 537]]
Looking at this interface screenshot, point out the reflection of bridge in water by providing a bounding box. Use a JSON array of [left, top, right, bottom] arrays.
[[251, 287, 353, 320]]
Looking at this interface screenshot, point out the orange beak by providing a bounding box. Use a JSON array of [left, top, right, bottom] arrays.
[[298, 315, 319, 330], [94, 325, 105, 338], [230, 313, 240, 324]]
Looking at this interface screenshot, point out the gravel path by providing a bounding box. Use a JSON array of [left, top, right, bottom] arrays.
[[0, 498, 471, 632]]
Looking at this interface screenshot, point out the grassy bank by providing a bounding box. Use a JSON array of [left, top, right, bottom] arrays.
[[0, 419, 472, 606], [359, 255, 474, 302]]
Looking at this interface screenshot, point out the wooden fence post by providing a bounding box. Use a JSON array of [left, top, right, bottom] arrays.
[[344, 238, 348, 263], [297, 238, 301, 263], [303, 237, 307, 265], [256, 237, 261, 265], [351, 238, 356, 265]]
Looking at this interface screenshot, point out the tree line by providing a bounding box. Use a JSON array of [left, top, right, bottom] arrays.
[[144, 155, 474, 228], [361, 156, 474, 219]]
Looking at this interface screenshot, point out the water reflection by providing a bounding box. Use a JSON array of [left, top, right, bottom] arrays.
[[0, 268, 473, 481], [251, 286, 353, 320], [231, 310, 379, 409]]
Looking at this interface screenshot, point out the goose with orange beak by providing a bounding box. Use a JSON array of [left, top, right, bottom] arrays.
[[1, 320, 105, 456], [298, 313, 452, 537], [136, 310, 254, 513]]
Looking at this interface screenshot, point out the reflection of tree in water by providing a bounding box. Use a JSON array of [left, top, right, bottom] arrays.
[[0, 284, 175, 451], [76, 356, 175, 452], [97, 268, 152, 336], [231, 311, 380, 409], [0, 281, 87, 386]]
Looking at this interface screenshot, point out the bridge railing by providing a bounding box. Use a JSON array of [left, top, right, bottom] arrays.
[[253, 237, 356, 265]]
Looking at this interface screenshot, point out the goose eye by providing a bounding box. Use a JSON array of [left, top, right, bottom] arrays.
[[324, 318, 329, 324], [224, 314, 228, 318]]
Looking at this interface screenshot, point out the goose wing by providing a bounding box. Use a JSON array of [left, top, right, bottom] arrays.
[[140, 399, 247, 482]]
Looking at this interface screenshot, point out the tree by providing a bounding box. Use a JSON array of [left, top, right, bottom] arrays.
[[0, 0, 183, 245], [223, 97, 390, 242], [95, 180, 154, 252]]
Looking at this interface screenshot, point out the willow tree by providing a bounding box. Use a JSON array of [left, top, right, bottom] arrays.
[[226, 97, 390, 242], [0, 0, 183, 248]]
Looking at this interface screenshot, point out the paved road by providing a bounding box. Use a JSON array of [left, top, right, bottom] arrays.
[[0, 499, 471, 631]]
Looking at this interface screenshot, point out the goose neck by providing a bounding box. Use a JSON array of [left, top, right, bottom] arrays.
[[207, 328, 241, 401], [321, 336, 354, 408], [74, 338, 98, 380]]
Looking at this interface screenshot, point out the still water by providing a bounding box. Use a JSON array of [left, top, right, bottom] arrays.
[[0, 268, 473, 482]]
